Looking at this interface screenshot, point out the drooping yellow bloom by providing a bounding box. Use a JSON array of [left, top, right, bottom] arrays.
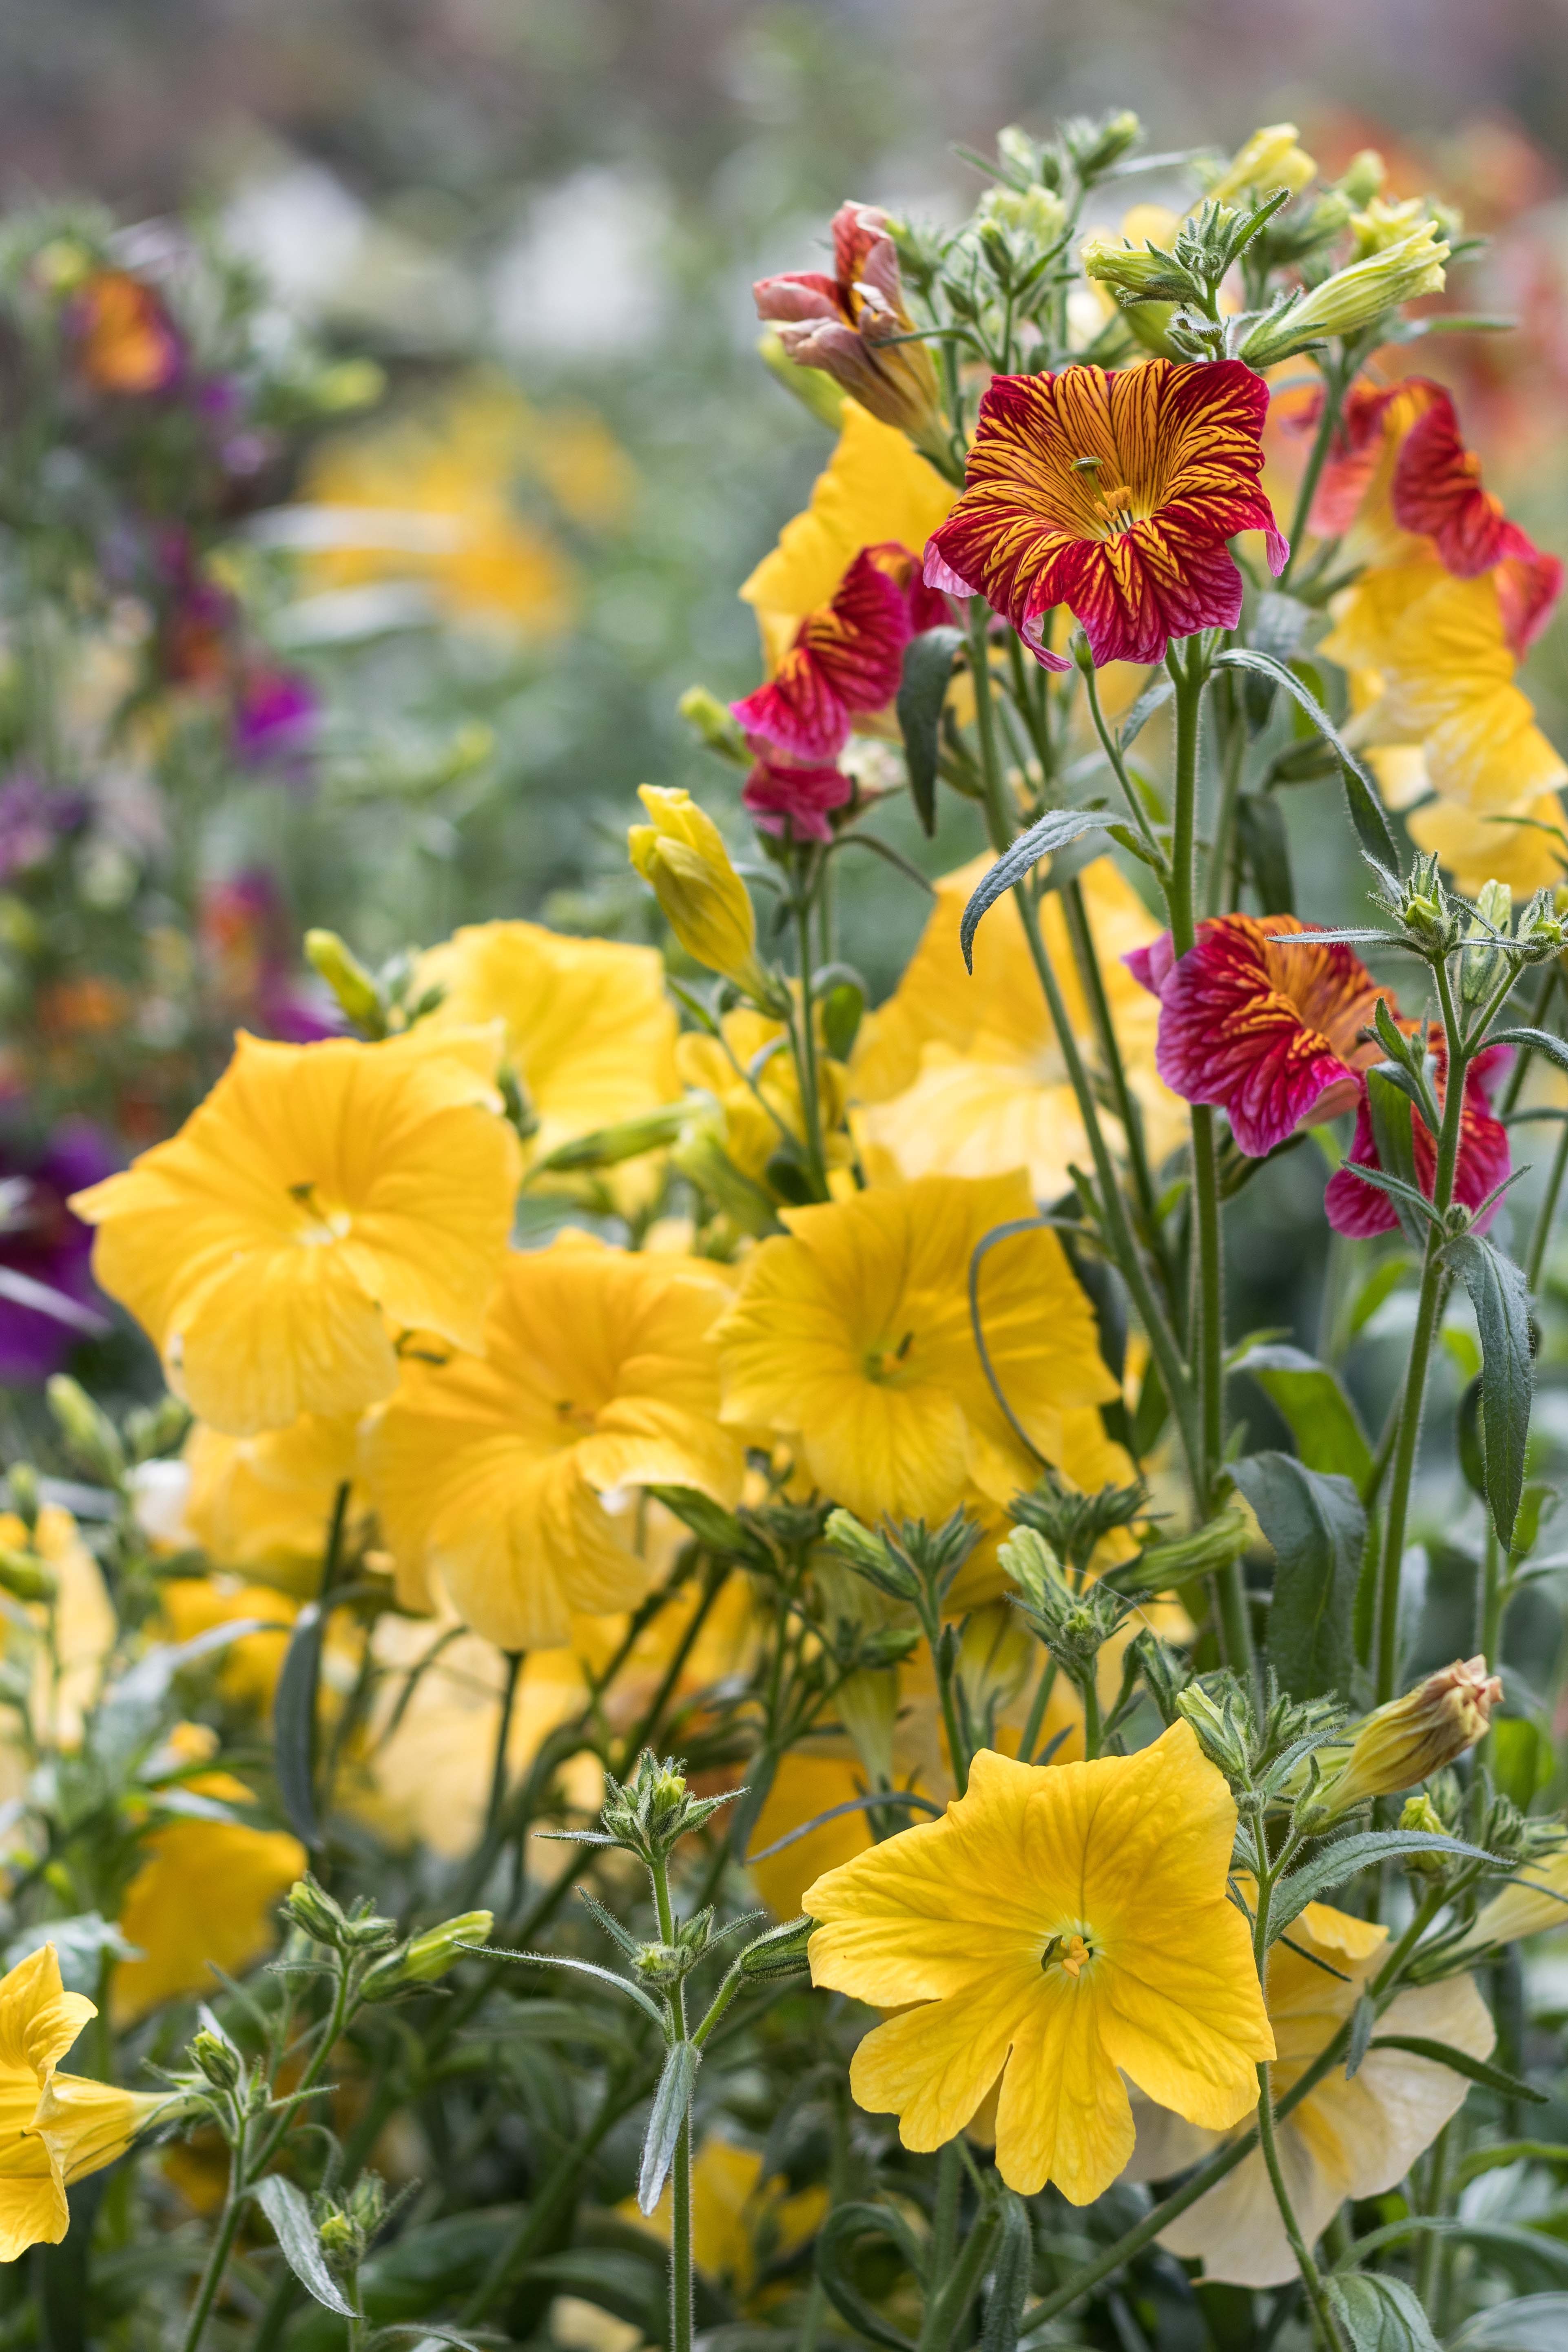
[[1205, 124, 1317, 206], [0, 1944, 172, 2258], [740, 397, 957, 674], [1322, 561, 1568, 891], [180, 1413, 362, 1589], [715, 1172, 1117, 1527], [629, 788, 770, 999], [854, 857, 1183, 1197], [1124, 1898, 1495, 2286], [625, 2135, 828, 2296], [299, 376, 618, 632], [365, 1237, 746, 1651], [71, 1030, 523, 1437], [804, 1726, 1272, 2205], [114, 1745, 306, 2021], [414, 921, 680, 1172]]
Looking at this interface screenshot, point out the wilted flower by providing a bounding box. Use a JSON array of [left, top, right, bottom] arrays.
[[923, 360, 1286, 670], [753, 203, 949, 459], [804, 1727, 1272, 2204], [629, 786, 772, 999], [1310, 1656, 1503, 1816], [1125, 914, 1393, 1158], [1324, 1044, 1511, 1238]]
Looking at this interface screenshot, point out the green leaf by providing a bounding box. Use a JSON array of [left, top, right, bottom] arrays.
[[819, 976, 865, 1061], [272, 1600, 328, 1850], [897, 626, 965, 835], [638, 2039, 700, 2215], [1325, 2273, 1437, 2352], [1229, 1452, 1363, 1701], [1491, 1717, 1554, 1811], [252, 2174, 357, 2317], [1231, 1344, 1372, 1484], [487, 1946, 668, 2029], [815, 2204, 923, 2352], [1115, 673, 1172, 753], [1271, 1829, 1503, 1938], [1455, 2145, 1568, 2187], [1345, 1255, 1408, 1342], [1234, 792, 1294, 915], [1489, 1026, 1568, 1076], [1344, 2218, 1568, 2290], [1365, 1067, 1429, 1247], [1368, 2035, 1548, 2103], [981, 2190, 1031, 2352], [1214, 647, 1401, 868], [1442, 1232, 1535, 1548], [960, 810, 1117, 969], [1451, 2296, 1568, 2352]]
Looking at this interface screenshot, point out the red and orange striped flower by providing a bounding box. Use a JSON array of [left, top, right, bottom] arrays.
[[922, 359, 1287, 670], [731, 540, 946, 761], [1127, 914, 1391, 1159]]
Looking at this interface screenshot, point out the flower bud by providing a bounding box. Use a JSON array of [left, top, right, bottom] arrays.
[[632, 1940, 689, 1987], [1081, 233, 1200, 309], [1175, 1675, 1254, 1784], [304, 929, 385, 1036], [45, 1375, 124, 1486], [189, 2029, 242, 2091], [1398, 1790, 1452, 1871], [1136, 1507, 1252, 1588], [1319, 1657, 1502, 1816], [0, 1544, 58, 1604], [1205, 124, 1317, 206], [677, 685, 751, 766], [1241, 224, 1448, 367], [629, 786, 770, 999], [359, 1910, 494, 2001], [824, 1509, 921, 1604], [281, 1874, 349, 1946], [5, 1465, 38, 1534], [1462, 879, 1513, 1005], [1338, 151, 1386, 207], [978, 184, 1068, 255], [739, 1916, 815, 1981], [1063, 111, 1142, 181]]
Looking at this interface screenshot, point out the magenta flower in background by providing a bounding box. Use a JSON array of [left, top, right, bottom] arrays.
[[199, 868, 340, 1043], [233, 666, 320, 771], [0, 775, 88, 878], [742, 749, 854, 842], [0, 1123, 117, 1382]]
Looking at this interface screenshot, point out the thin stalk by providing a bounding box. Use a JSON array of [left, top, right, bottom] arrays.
[[1077, 658, 1166, 865], [1255, 2069, 1347, 2352], [1079, 1672, 1103, 1761], [487, 1653, 523, 1841], [966, 600, 1199, 1490], [1279, 364, 1344, 589], [927, 2138, 963, 2299], [1205, 681, 1246, 919], [651, 1852, 694, 2352], [1019, 1656, 1059, 1763], [1415, 2122, 1452, 2308], [919, 2202, 1000, 2352], [1166, 644, 1204, 957], [1524, 1107, 1568, 1290], [1500, 964, 1560, 1115], [791, 885, 830, 1197], [180, 2115, 249, 2352], [1061, 877, 1168, 1274]]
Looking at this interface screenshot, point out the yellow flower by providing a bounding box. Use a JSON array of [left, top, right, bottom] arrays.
[[414, 921, 680, 1173], [1124, 1898, 1495, 2286], [629, 788, 769, 999], [0, 1506, 115, 1755], [854, 857, 1183, 1197], [181, 1413, 362, 1590], [365, 1238, 746, 1651], [739, 397, 957, 674], [299, 376, 590, 632], [675, 1007, 851, 1187], [1321, 563, 1567, 892], [715, 1172, 1116, 1527], [804, 1725, 1272, 2205], [0, 1944, 171, 2258], [114, 1768, 306, 2022], [625, 2135, 827, 2297], [71, 1029, 523, 1437], [157, 1575, 297, 1710], [1205, 124, 1317, 206], [1458, 1846, 1568, 1950]]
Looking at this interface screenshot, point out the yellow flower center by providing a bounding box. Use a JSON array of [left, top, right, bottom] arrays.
[[1041, 1929, 1095, 1980], [864, 1329, 917, 1384], [288, 1182, 352, 1246], [554, 1397, 598, 1441]]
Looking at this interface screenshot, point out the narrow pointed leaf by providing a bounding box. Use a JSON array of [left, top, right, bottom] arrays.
[[252, 2174, 357, 2317], [1271, 1830, 1503, 1938], [1235, 792, 1294, 915], [982, 2190, 1032, 2352], [1216, 647, 1401, 866], [638, 2039, 699, 2215], [1442, 1232, 1535, 1547], [1369, 2034, 1547, 2103], [961, 811, 1113, 968], [896, 626, 964, 835], [1489, 1027, 1568, 1075], [1229, 1452, 1363, 1700]]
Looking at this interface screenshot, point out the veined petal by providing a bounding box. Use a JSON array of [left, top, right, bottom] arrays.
[[850, 1981, 1034, 2153], [993, 1975, 1133, 2204]]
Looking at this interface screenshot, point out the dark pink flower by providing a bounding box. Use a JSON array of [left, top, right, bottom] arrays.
[[1127, 913, 1392, 1159], [234, 667, 319, 768], [753, 202, 946, 448], [1325, 1045, 1512, 1239], [731, 543, 916, 760], [742, 750, 853, 843]]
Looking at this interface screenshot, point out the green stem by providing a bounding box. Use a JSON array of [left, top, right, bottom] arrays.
[[179, 2115, 249, 2352], [1019, 1656, 1059, 1763], [1254, 2064, 1347, 2352], [1077, 658, 1166, 864], [1079, 1671, 1103, 1761], [1060, 877, 1168, 1277], [1205, 679, 1246, 919], [1374, 1240, 1444, 1707], [1525, 1107, 1568, 1291], [792, 875, 830, 1197], [919, 2198, 999, 2352], [1166, 643, 1204, 957], [487, 1653, 523, 1841], [927, 2137, 962, 2297], [966, 600, 1200, 1492], [1280, 363, 1344, 589], [1415, 2122, 1452, 2308], [651, 1851, 693, 2352]]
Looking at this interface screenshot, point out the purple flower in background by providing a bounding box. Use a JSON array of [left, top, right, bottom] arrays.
[[0, 775, 88, 879], [234, 666, 319, 772], [0, 1122, 117, 1383]]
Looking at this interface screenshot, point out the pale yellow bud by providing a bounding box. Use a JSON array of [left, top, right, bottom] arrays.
[[1322, 1656, 1502, 1815], [1206, 124, 1317, 206], [629, 786, 770, 998], [1240, 224, 1448, 366]]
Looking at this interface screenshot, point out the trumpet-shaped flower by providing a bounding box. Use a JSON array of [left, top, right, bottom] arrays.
[[365, 1238, 746, 1651], [71, 1029, 522, 1436], [414, 921, 680, 1168], [804, 1726, 1272, 2205], [1124, 1899, 1495, 2286], [731, 543, 945, 761], [715, 1173, 1117, 1528], [0, 1944, 173, 2259], [855, 856, 1183, 1196], [753, 203, 948, 456], [1126, 914, 1393, 1158], [114, 1771, 307, 2021], [1459, 1845, 1568, 1950], [1324, 1043, 1510, 1239], [740, 398, 956, 675], [922, 360, 1286, 670]]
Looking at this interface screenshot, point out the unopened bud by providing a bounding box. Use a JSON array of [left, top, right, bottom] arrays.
[[46, 1375, 124, 1485], [629, 787, 770, 1000], [824, 1509, 920, 1604], [739, 1916, 815, 1980], [0, 1544, 58, 1603], [678, 686, 751, 767], [1398, 1791, 1451, 1871], [1462, 879, 1512, 1004], [360, 1909, 493, 2000], [1241, 224, 1448, 367], [1137, 1507, 1252, 1588], [1065, 110, 1142, 181], [1081, 233, 1198, 309], [632, 1941, 688, 1986], [281, 1875, 348, 1946], [1176, 1675, 1253, 1783], [189, 2029, 241, 2091], [5, 1465, 38, 1533], [304, 930, 384, 1035], [1320, 1657, 1502, 1816], [1206, 124, 1317, 206], [1338, 150, 1386, 207]]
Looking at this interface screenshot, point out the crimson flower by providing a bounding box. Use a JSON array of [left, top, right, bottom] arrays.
[[922, 359, 1287, 670], [731, 540, 945, 761], [1127, 915, 1392, 1159], [753, 202, 947, 450], [741, 749, 853, 843], [1325, 1045, 1511, 1239]]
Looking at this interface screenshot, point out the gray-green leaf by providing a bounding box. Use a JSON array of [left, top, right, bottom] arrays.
[[638, 2039, 699, 2215], [252, 2174, 357, 2317], [1229, 1452, 1363, 1701], [896, 626, 964, 836], [1231, 1345, 1372, 1486], [1442, 1231, 1534, 1548], [1325, 2272, 1437, 2352]]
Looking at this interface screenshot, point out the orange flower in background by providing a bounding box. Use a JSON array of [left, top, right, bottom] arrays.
[[69, 270, 182, 396], [924, 360, 1287, 669]]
